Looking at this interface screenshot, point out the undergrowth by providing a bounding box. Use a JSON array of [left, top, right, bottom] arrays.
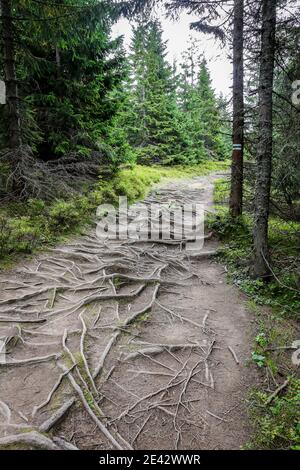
[[0, 161, 229, 268], [247, 378, 300, 449], [209, 177, 300, 450]]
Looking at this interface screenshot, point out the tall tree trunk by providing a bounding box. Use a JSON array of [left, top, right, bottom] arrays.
[[253, 0, 277, 279], [1, 0, 22, 148], [229, 0, 244, 217]]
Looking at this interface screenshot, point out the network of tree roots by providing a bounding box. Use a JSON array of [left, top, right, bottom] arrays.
[[0, 176, 250, 450]]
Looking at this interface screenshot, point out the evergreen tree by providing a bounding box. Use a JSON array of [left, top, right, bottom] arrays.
[[17, 0, 126, 159]]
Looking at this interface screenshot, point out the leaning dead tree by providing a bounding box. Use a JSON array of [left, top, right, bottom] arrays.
[[253, 0, 277, 279]]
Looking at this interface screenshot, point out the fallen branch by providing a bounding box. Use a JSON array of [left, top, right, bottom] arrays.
[[0, 317, 46, 324], [265, 379, 290, 405], [228, 346, 239, 365], [32, 366, 75, 417]]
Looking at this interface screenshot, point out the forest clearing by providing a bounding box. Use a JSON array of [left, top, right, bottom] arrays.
[[0, 0, 299, 457]]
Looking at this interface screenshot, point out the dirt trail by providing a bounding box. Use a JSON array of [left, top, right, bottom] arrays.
[[0, 172, 258, 450]]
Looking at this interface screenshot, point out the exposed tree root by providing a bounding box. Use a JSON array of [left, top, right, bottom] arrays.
[[62, 330, 92, 396], [0, 399, 11, 423], [228, 346, 239, 364], [58, 363, 132, 450], [0, 176, 230, 450], [0, 287, 51, 306], [93, 331, 120, 379], [53, 437, 79, 450]]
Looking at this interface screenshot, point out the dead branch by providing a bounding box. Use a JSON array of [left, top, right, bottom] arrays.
[[52, 436, 79, 450]]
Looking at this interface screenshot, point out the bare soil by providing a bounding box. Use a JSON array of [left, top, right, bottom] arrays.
[[0, 173, 259, 450]]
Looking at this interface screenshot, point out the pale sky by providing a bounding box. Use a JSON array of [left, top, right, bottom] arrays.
[[112, 11, 232, 99]]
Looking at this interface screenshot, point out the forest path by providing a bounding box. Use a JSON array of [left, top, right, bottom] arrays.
[[0, 172, 258, 450]]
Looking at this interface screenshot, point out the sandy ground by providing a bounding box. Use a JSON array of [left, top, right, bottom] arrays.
[[0, 173, 259, 450]]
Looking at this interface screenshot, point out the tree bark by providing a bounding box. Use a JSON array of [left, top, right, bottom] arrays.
[[1, 0, 22, 148], [253, 0, 277, 279], [229, 0, 244, 217]]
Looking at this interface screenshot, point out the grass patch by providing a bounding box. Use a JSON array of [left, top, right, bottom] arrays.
[[0, 161, 229, 269]]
